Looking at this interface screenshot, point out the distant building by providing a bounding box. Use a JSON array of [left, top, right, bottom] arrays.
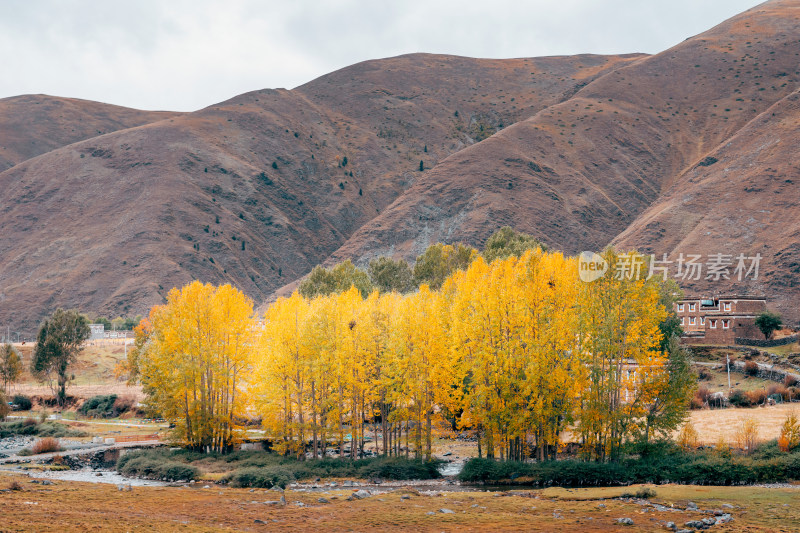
[[676, 295, 766, 345], [88, 324, 105, 340]]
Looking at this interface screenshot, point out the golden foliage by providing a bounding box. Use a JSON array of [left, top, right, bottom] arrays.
[[677, 421, 700, 450], [734, 418, 760, 455], [136, 248, 682, 461], [133, 281, 255, 452], [778, 411, 800, 452]]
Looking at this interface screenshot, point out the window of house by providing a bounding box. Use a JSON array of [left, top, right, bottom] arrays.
[[723, 302, 731, 311], [701, 317, 705, 325], [723, 320, 730, 329], [677, 304, 685, 312], [689, 303, 696, 311], [680, 317, 685, 325], [710, 320, 717, 329], [689, 317, 696, 325]]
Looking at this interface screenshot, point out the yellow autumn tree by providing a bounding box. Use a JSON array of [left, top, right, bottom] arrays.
[[576, 249, 668, 461], [132, 281, 255, 452], [448, 250, 583, 461]]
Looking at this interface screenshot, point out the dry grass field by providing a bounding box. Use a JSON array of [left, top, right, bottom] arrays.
[[1, 473, 798, 532], [687, 403, 798, 446], [5, 340, 143, 402]]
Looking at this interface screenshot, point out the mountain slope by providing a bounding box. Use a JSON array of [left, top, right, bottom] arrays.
[[0, 53, 638, 334], [327, 0, 800, 321], [613, 87, 800, 320], [0, 95, 179, 171]]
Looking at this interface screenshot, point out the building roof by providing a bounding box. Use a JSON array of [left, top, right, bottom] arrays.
[[679, 294, 766, 301]]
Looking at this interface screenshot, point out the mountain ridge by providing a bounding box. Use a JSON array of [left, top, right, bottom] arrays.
[[0, 52, 640, 334]]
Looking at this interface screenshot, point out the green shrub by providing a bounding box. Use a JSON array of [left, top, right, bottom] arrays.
[[728, 389, 751, 407], [357, 456, 442, 480], [117, 452, 198, 481], [12, 395, 32, 411], [621, 487, 656, 499], [222, 466, 295, 488], [79, 395, 118, 418]]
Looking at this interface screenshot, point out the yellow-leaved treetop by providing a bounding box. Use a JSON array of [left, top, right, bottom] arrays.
[[131, 281, 255, 452]]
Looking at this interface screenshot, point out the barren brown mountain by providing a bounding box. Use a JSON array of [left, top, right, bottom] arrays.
[[0, 94, 179, 171], [2, 1, 798, 333], [328, 0, 800, 322], [0, 53, 638, 334]]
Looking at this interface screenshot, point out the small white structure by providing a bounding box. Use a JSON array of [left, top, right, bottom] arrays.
[[88, 324, 105, 340]]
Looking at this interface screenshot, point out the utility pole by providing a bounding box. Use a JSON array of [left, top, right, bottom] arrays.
[[727, 353, 732, 391]]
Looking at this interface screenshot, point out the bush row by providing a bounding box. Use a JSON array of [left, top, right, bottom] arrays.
[[117, 449, 442, 485], [117, 452, 199, 482], [79, 394, 136, 418], [0, 420, 85, 439], [458, 445, 800, 487]]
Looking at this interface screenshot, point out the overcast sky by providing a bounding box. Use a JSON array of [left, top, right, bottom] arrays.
[[0, 0, 764, 111]]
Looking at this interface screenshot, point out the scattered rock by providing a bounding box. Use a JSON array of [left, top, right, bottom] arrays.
[[254, 519, 265, 524], [400, 494, 411, 500], [686, 501, 698, 511], [442, 452, 452, 457], [684, 520, 705, 529], [317, 497, 329, 504], [616, 517, 634, 526], [721, 503, 734, 509], [598, 503, 606, 509], [263, 495, 286, 506], [716, 514, 732, 524], [348, 489, 372, 500], [439, 508, 455, 514], [426, 511, 436, 516], [665, 521, 676, 530]]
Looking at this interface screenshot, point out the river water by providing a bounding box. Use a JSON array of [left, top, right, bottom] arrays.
[[26, 468, 168, 486]]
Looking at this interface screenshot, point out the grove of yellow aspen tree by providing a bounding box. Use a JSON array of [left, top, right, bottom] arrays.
[[133, 249, 685, 460]]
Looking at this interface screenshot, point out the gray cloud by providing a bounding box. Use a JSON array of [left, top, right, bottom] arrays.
[[0, 0, 763, 111]]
